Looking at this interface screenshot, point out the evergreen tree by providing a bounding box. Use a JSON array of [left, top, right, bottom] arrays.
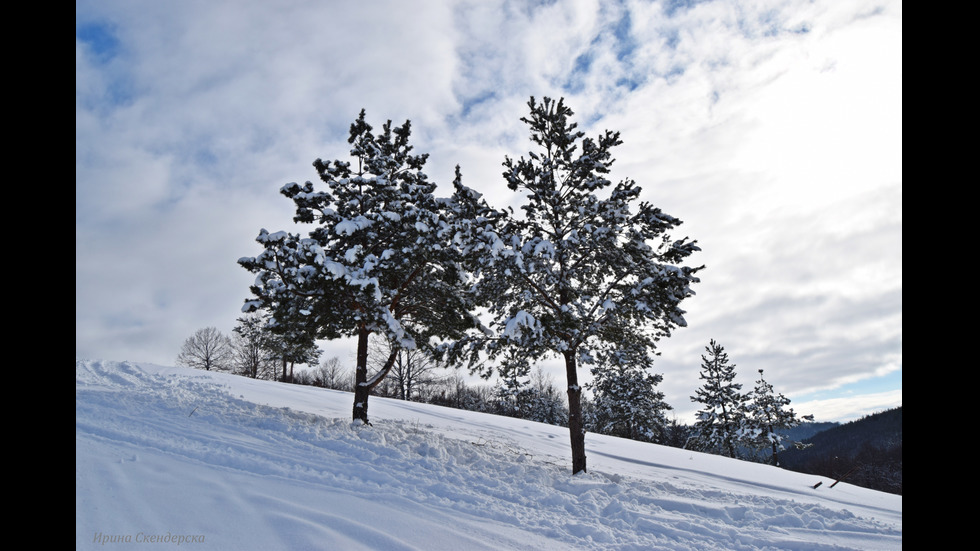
[[457, 97, 702, 473], [237, 230, 323, 383], [689, 339, 748, 458], [745, 369, 814, 466], [588, 361, 671, 443], [660, 417, 693, 449], [527, 367, 568, 426], [492, 355, 535, 419], [231, 313, 275, 379], [266, 328, 322, 383], [239, 111, 476, 424]]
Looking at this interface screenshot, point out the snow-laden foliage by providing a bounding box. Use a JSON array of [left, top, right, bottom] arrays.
[[450, 97, 702, 473], [239, 111, 478, 423], [744, 369, 814, 466], [689, 339, 750, 458], [587, 362, 672, 443]]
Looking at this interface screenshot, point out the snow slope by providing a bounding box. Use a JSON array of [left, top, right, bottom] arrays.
[[76, 360, 901, 550]]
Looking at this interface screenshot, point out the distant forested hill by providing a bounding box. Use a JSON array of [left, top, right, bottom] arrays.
[[779, 406, 902, 495], [780, 421, 839, 443]]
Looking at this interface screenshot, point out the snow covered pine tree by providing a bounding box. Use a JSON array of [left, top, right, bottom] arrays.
[[587, 362, 672, 443], [689, 339, 749, 458], [461, 97, 702, 474], [746, 369, 814, 466], [239, 111, 477, 424]]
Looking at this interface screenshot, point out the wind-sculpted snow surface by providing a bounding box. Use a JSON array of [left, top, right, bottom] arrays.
[[76, 361, 901, 550]]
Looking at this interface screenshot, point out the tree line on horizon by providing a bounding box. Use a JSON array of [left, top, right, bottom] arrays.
[[177, 320, 812, 468], [176, 325, 900, 494]]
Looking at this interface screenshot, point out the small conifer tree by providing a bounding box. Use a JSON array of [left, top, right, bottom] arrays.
[[689, 339, 749, 458], [745, 369, 814, 466]]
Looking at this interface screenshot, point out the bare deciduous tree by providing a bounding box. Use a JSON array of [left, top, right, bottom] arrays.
[[314, 356, 352, 391], [176, 327, 233, 371], [369, 334, 446, 402]]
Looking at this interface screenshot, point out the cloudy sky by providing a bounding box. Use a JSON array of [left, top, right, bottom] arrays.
[[76, 0, 901, 425]]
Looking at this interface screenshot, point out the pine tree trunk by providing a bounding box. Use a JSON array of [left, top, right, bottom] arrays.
[[352, 325, 371, 424], [351, 327, 400, 425], [564, 351, 587, 474]]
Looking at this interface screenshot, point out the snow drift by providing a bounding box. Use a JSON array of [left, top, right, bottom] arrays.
[[76, 360, 901, 550]]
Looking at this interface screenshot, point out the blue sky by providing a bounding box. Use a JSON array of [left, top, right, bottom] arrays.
[[76, 0, 901, 424]]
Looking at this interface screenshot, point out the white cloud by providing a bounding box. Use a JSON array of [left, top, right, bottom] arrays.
[[794, 389, 902, 424], [76, 0, 901, 423]]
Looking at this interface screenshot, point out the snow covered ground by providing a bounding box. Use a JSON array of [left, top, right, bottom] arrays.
[[76, 360, 901, 550]]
